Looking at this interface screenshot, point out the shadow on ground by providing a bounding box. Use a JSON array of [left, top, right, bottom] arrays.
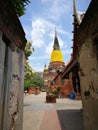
[[57, 109, 83, 130]]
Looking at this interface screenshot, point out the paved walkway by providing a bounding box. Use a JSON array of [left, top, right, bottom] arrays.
[[23, 92, 83, 130]]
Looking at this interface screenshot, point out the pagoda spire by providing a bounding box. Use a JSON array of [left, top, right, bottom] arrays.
[[73, 0, 80, 25], [53, 27, 60, 50], [73, 0, 76, 15], [55, 27, 57, 37], [44, 63, 46, 68], [44, 63, 48, 71]]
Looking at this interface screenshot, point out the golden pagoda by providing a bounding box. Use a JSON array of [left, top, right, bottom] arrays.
[[43, 28, 65, 88], [49, 28, 65, 73], [50, 28, 64, 63]]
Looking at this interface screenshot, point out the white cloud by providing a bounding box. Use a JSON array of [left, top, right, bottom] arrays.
[[31, 18, 70, 48], [41, 0, 72, 21], [31, 18, 55, 48], [29, 55, 49, 60], [31, 19, 46, 48], [45, 42, 53, 54]]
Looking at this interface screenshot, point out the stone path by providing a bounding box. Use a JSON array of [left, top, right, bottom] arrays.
[[23, 92, 83, 130]]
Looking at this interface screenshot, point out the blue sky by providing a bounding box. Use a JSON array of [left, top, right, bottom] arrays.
[[20, 0, 91, 72]]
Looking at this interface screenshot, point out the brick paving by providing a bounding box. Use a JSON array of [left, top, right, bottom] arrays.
[[39, 110, 61, 130], [23, 92, 83, 130]]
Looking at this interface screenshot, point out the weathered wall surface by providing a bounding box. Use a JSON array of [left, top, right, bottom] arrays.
[[0, 32, 24, 130], [77, 1, 98, 129], [79, 36, 98, 130], [0, 31, 6, 129], [0, 1, 26, 129]]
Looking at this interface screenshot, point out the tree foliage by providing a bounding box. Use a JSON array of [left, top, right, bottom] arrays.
[[10, 0, 30, 17], [24, 41, 34, 90], [25, 41, 34, 60], [24, 42, 43, 90], [31, 72, 43, 87]]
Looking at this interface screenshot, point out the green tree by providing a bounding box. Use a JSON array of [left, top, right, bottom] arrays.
[[10, 0, 30, 17], [24, 42, 43, 90], [31, 72, 43, 88], [24, 41, 34, 90], [25, 41, 34, 60], [24, 71, 44, 90]]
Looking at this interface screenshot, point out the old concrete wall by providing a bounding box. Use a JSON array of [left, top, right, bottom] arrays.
[[77, 1, 98, 129], [0, 41, 24, 130], [0, 31, 6, 129], [79, 36, 98, 130], [0, 1, 26, 129]]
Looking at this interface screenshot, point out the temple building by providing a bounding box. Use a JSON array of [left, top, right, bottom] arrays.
[[48, 0, 83, 98], [43, 28, 65, 90], [60, 0, 83, 97]]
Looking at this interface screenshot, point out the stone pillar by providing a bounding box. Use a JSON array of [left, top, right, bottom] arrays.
[[79, 38, 98, 130], [0, 31, 6, 129], [1, 43, 24, 130]]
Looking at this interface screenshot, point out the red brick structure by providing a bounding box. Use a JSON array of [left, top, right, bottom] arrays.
[[28, 87, 40, 95]]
